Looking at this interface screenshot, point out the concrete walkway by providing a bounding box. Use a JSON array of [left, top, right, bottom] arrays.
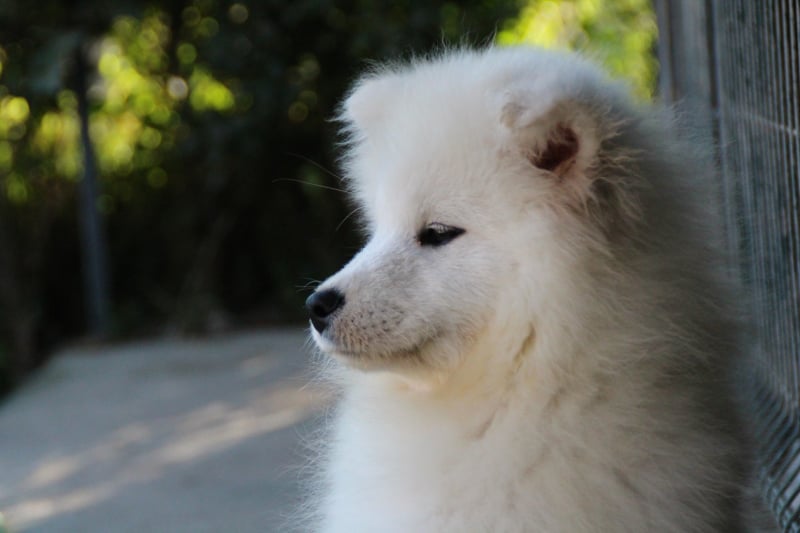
[[0, 328, 327, 532]]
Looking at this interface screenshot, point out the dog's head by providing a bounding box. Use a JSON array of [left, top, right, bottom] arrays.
[[307, 48, 644, 377]]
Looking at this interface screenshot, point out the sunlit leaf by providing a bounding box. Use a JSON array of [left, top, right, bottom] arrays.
[[189, 69, 234, 112], [498, 0, 657, 100]]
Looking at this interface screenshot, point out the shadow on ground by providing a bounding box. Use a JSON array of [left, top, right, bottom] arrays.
[[0, 328, 328, 532]]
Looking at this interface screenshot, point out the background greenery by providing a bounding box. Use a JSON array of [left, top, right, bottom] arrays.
[[0, 0, 656, 393]]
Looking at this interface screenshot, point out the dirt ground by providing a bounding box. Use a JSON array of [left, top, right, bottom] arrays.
[[0, 328, 328, 532]]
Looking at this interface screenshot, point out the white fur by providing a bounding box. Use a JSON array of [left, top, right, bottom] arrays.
[[306, 47, 754, 532]]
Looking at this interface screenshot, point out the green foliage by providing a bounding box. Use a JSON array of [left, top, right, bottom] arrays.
[[499, 0, 657, 99], [0, 0, 522, 389]]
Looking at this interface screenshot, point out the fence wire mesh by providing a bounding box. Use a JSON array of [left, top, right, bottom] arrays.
[[656, 1, 800, 530]]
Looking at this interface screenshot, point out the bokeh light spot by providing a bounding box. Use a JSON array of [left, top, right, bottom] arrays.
[[3, 96, 30, 124], [297, 55, 320, 82], [149, 105, 172, 125], [189, 70, 235, 112], [288, 102, 308, 123], [167, 76, 189, 100], [139, 127, 162, 149], [198, 17, 219, 38], [177, 43, 197, 65], [229, 4, 249, 24]]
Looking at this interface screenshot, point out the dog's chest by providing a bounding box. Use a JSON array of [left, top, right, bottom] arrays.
[[321, 395, 646, 533]]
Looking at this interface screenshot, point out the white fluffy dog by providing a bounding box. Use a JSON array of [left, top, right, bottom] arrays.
[[305, 47, 754, 532]]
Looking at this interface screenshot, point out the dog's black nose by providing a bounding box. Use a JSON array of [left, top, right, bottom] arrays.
[[305, 288, 345, 333]]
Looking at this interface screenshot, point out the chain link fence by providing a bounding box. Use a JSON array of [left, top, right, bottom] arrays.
[[655, 1, 800, 530]]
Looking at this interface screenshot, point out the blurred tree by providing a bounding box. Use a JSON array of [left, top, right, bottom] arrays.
[[0, 0, 656, 393], [0, 0, 522, 391]]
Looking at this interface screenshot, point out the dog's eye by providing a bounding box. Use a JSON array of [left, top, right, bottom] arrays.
[[417, 223, 465, 247]]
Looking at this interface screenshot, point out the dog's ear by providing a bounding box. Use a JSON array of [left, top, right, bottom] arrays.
[[501, 92, 641, 237], [340, 75, 396, 135], [501, 94, 601, 184]]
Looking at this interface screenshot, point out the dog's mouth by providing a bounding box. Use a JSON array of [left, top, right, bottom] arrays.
[[309, 326, 340, 353], [310, 324, 434, 370], [309, 326, 369, 361]]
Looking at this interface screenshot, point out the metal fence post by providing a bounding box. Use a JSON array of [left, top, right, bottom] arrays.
[[74, 44, 111, 337]]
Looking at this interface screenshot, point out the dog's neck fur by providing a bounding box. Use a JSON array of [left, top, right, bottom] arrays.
[[320, 311, 742, 532]]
